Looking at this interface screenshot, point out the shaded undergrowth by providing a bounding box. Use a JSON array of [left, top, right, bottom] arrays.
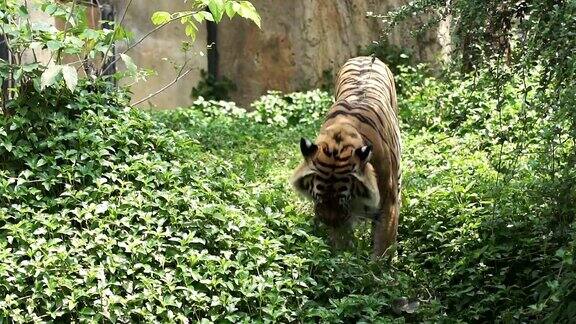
[[0, 74, 574, 322]]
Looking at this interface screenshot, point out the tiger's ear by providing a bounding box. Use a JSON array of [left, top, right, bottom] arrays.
[[300, 138, 318, 158], [355, 145, 373, 163]]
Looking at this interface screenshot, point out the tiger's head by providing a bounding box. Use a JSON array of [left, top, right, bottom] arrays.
[[290, 124, 380, 227]]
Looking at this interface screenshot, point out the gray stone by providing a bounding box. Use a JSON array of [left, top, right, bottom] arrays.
[[217, 0, 449, 107], [25, 0, 449, 108]]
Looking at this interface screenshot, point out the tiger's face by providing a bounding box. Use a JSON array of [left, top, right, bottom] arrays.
[[291, 124, 380, 227]]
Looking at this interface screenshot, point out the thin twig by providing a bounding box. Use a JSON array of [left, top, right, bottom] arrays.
[[104, 11, 198, 72], [499, 17, 531, 189], [23, 0, 38, 63], [0, 24, 14, 112], [0, 25, 13, 57], [48, 0, 77, 66], [130, 64, 195, 107], [97, 0, 133, 76], [490, 54, 505, 236]]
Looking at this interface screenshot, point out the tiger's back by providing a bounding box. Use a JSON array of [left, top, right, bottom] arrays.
[[336, 56, 398, 114], [326, 56, 401, 203]]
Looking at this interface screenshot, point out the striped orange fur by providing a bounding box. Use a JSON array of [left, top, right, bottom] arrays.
[[291, 56, 401, 258]]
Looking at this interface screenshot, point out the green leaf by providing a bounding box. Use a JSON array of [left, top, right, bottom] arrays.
[[18, 5, 29, 16], [185, 23, 198, 41], [2, 141, 12, 152], [237, 1, 261, 28], [13, 68, 23, 82], [95, 202, 109, 214], [203, 11, 215, 22], [61, 65, 78, 92], [192, 12, 205, 23], [120, 54, 137, 74], [225, 2, 236, 19], [33, 227, 47, 235], [22, 63, 40, 72], [113, 25, 132, 41], [151, 11, 172, 25], [46, 40, 64, 52], [40, 64, 63, 90], [193, 11, 214, 23], [80, 28, 100, 41], [208, 0, 225, 23]]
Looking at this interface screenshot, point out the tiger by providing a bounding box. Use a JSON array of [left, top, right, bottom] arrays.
[[290, 56, 401, 258]]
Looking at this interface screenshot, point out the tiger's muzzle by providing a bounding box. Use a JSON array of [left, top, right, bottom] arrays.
[[314, 200, 351, 228]]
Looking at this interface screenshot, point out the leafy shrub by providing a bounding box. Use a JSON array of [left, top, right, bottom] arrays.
[[0, 82, 435, 322], [185, 96, 247, 119], [248, 90, 333, 127], [396, 65, 576, 322], [176, 89, 333, 129], [383, 0, 576, 226], [398, 63, 575, 209], [190, 70, 237, 101], [181, 89, 334, 127], [400, 128, 575, 322], [1, 65, 574, 322]]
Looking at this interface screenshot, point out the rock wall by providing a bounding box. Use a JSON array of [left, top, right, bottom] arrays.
[[24, 1, 449, 108], [218, 0, 449, 106]]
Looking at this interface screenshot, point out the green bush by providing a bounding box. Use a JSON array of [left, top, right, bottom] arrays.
[[397, 65, 576, 322], [248, 90, 333, 127], [190, 70, 237, 101], [1, 66, 574, 322], [0, 82, 432, 322]]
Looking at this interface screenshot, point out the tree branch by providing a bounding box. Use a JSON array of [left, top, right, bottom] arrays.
[[49, 0, 78, 66], [103, 11, 198, 74], [97, 0, 133, 76], [130, 62, 195, 107]]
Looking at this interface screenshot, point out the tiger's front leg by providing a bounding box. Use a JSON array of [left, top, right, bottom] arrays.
[[372, 198, 399, 258]]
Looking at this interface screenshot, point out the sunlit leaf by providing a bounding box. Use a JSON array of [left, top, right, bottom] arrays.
[[151, 11, 171, 25], [61, 65, 78, 92], [46, 40, 64, 52], [193, 11, 214, 23], [224, 2, 236, 19], [185, 23, 198, 41], [120, 53, 137, 74], [40, 64, 63, 90], [237, 1, 261, 28], [208, 0, 225, 23]]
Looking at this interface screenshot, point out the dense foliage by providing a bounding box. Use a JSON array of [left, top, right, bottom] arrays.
[[190, 69, 237, 101], [396, 64, 575, 322], [0, 80, 414, 322], [380, 0, 576, 222], [0, 0, 574, 321], [1, 64, 574, 321], [0, 0, 260, 112]]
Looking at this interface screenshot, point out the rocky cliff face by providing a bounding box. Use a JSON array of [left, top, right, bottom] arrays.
[[25, 0, 448, 108], [217, 0, 449, 107]]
